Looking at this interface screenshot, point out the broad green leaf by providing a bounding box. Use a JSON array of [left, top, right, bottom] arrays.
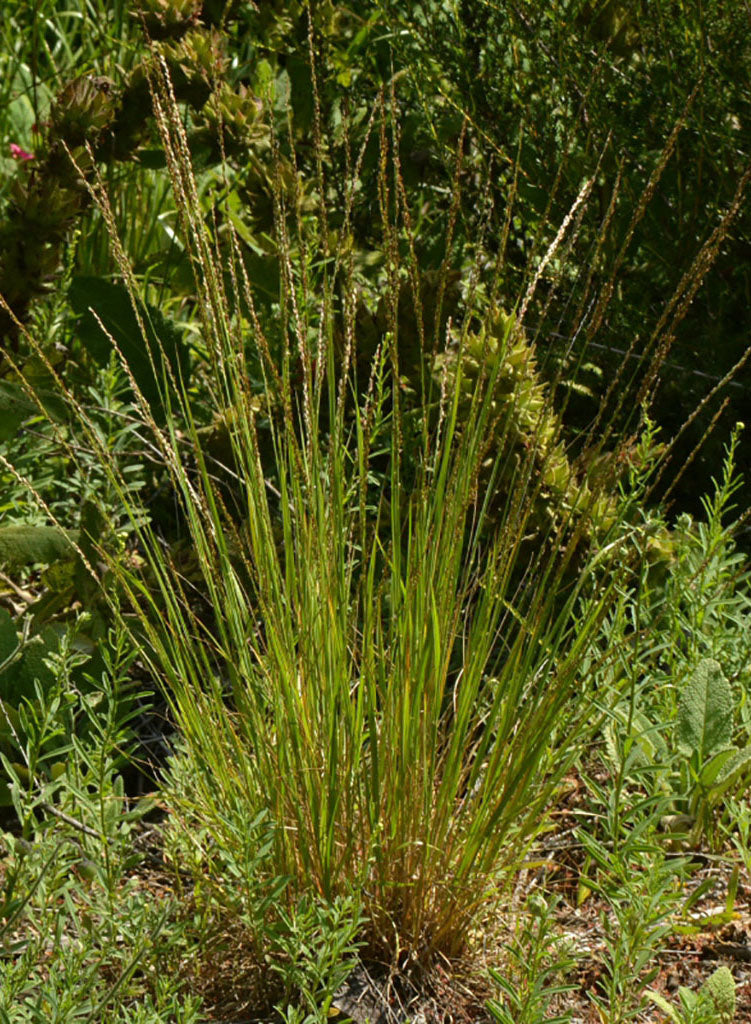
[[135, 147, 167, 169], [0, 609, 18, 662], [676, 659, 733, 761], [68, 275, 190, 421], [79, 498, 109, 555], [645, 990, 681, 1023], [41, 557, 77, 593], [10, 627, 58, 698], [0, 699, 21, 738], [699, 745, 738, 788], [28, 586, 76, 631], [0, 381, 36, 442], [0, 524, 78, 568], [604, 706, 667, 776], [707, 744, 751, 801]]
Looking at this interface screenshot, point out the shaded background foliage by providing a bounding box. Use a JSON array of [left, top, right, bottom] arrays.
[[0, 0, 749, 604], [371, 0, 751, 514], [3, 0, 749, 522]]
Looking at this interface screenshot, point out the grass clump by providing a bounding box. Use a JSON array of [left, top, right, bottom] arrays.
[[0, 7, 750, 1022], [13, 55, 693, 973]]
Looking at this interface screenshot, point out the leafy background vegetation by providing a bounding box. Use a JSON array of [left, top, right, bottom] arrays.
[[0, 1, 750, 1021]]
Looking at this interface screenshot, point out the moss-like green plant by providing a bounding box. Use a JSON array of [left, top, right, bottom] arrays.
[[704, 966, 737, 1023], [648, 965, 736, 1024], [429, 307, 618, 538], [677, 659, 751, 846], [136, 0, 203, 40]]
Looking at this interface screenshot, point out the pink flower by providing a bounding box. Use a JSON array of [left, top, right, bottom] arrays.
[[10, 143, 34, 161]]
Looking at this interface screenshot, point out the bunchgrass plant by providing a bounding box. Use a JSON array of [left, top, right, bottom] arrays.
[[5, 48, 747, 976]]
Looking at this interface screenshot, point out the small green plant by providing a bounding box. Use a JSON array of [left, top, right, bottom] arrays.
[[487, 891, 577, 1024], [115, 993, 204, 1024], [600, 427, 751, 851], [604, 657, 751, 852], [270, 893, 364, 1024], [674, 658, 751, 848], [576, 789, 690, 1024], [727, 796, 751, 874], [647, 966, 736, 1024], [0, 626, 95, 828], [0, 621, 183, 1023]]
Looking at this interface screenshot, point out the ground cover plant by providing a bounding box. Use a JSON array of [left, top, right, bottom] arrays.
[[1, 2, 751, 1022]]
